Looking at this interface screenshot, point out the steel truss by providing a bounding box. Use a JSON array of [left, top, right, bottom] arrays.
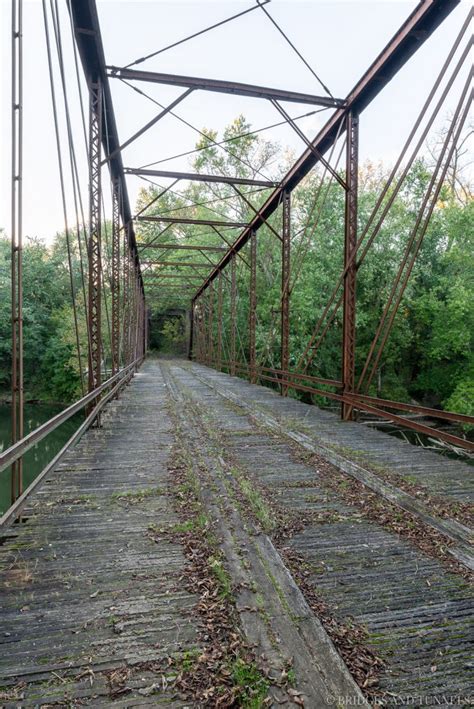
[[4, 0, 473, 522], [189, 2, 474, 451]]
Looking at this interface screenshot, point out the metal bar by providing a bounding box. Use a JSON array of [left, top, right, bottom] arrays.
[[192, 0, 460, 300], [138, 216, 248, 228], [125, 167, 278, 188], [88, 78, 102, 396], [111, 177, 121, 374], [230, 254, 236, 375], [271, 100, 347, 190], [250, 370, 474, 452], [232, 186, 282, 242], [140, 243, 227, 252], [188, 303, 194, 360], [102, 89, 193, 166], [249, 229, 257, 384], [144, 274, 204, 280], [122, 226, 130, 364], [107, 66, 344, 108], [145, 285, 199, 290], [260, 366, 341, 388], [341, 111, 358, 420], [133, 180, 179, 222], [344, 393, 474, 426], [140, 261, 211, 267], [208, 281, 214, 364], [210, 225, 251, 268], [281, 191, 291, 396], [10, 0, 23, 503], [217, 271, 223, 370], [122, 1, 265, 69], [136, 224, 173, 253]]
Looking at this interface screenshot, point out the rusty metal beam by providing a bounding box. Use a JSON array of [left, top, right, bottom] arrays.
[[144, 274, 204, 280], [281, 191, 291, 396], [103, 89, 193, 166], [249, 230, 257, 384], [125, 167, 278, 188], [139, 244, 227, 252], [271, 99, 347, 190], [217, 272, 223, 370], [88, 78, 102, 395], [192, 0, 460, 301], [140, 261, 211, 267], [138, 216, 248, 228], [111, 177, 121, 374], [208, 281, 214, 364], [69, 0, 145, 294], [188, 303, 195, 360], [230, 254, 236, 375], [11, 0, 23, 503], [341, 111, 359, 420], [107, 66, 344, 108]]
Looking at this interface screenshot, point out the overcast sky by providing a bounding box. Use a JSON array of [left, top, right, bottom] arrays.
[[0, 0, 471, 241]]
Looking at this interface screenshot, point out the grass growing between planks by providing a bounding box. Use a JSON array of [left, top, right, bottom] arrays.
[[112, 487, 163, 504], [235, 472, 276, 534], [146, 429, 271, 707]]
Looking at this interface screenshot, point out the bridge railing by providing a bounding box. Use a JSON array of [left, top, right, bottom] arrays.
[[0, 358, 142, 529], [209, 360, 474, 453]]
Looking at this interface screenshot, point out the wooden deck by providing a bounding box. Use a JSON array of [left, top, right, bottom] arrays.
[[0, 359, 472, 706]]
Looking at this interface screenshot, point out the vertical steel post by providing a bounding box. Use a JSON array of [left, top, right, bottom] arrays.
[[122, 228, 130, 365], [111, 178, 121, 374], [126, 246, 134, 366], [188, 301, 195, 360], [200, 293, 206, 362], [197, 301, 201, 362], [217, 271, 223, 370], [230, 254, 237, 375], [145, 305, 149, 355], [249, 229, 257, 384], [11, 0, 23, 503], [342, 111, 359, 420], [208, 281, 214, 365], [281, 190, 291, 396], [88, 78, 102, 394], [131, 264, 138, 367]]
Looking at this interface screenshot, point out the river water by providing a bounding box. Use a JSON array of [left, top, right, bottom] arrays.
[[0, 403, 82, 515]]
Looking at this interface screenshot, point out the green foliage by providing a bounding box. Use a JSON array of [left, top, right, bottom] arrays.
[[0, 116, 472, 430], [137, 115, 472, 433], [159, 316, 185, 353], [445, 378, 474, 432], [230, 658, 270, 708], [0, 234, 83, 402]]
